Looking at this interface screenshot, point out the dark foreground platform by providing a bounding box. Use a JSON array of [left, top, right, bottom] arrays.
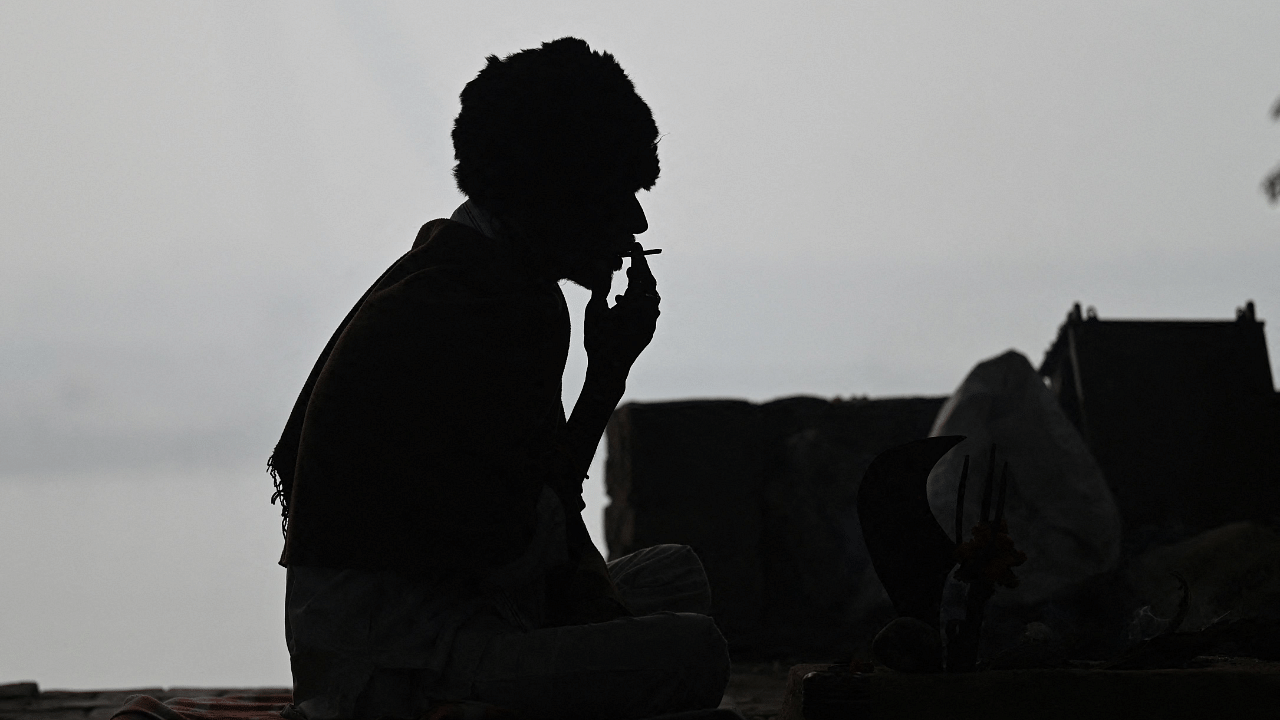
[[784, 660, 1280, 720], [0, 684, 290, 720], [13, 661, 1278, 720], [0, 666, 795, 720]]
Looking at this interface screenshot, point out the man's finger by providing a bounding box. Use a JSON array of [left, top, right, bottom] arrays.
[[627, 243, 657, 290]]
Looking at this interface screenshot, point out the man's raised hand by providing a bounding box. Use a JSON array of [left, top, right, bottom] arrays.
[[584, 242, 660, 375]]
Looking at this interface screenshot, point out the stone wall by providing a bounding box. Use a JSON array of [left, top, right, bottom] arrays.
[[605, 395, 947, 661]]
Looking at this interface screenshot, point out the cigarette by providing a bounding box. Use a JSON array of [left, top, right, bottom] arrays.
[[620, 245, 662, 257]]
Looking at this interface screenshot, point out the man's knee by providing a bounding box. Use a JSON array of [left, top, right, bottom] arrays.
[[612, 612, 730, 711], [665, 612, 731, 705], [608, 544, 714, 615]]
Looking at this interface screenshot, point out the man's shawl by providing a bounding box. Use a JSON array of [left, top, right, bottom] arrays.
[[272, 219, 573, 574]]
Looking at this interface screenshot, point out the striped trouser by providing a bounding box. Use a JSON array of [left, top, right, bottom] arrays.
[[460, 544, 730, 719]]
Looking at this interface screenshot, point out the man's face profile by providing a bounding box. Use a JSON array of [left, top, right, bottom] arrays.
[[556, 191, 650, 291]]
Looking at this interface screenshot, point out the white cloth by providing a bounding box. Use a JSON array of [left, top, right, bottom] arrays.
[[928, 350, 1122, 607], [465, 544, 728, 720]]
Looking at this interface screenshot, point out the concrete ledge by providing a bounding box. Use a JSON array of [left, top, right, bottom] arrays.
[[786, 660, 1280, 720]]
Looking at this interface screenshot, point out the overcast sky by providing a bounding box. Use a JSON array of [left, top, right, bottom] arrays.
[[2, 0, 1279, 687], [4, 1, 1279, 477]]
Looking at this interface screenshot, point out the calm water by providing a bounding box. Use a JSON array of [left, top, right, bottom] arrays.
[[0, 462, 610, 690]]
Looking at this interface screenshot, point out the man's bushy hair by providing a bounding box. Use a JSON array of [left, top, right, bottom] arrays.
[[452, 37, 659, 210]]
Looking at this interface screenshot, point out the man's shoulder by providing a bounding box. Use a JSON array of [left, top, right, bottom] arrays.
[[411, 218, 477, 250], [408, 218, 501, 265], [346, 219, 564, 340], [377, 218, 530, 297]]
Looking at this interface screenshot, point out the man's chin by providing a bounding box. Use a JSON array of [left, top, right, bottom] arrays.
[[564, 256, 622, 292], [566, 269, 613, 292]]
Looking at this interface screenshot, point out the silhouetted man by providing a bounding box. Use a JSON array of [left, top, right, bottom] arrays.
[[268, 38, 730, 720]]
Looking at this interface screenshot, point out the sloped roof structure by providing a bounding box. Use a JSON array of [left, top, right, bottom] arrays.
[[1039, 302, 1280, 547]]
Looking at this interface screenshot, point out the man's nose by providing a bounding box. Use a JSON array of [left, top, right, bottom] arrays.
[[624, 193, 648, 235]]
